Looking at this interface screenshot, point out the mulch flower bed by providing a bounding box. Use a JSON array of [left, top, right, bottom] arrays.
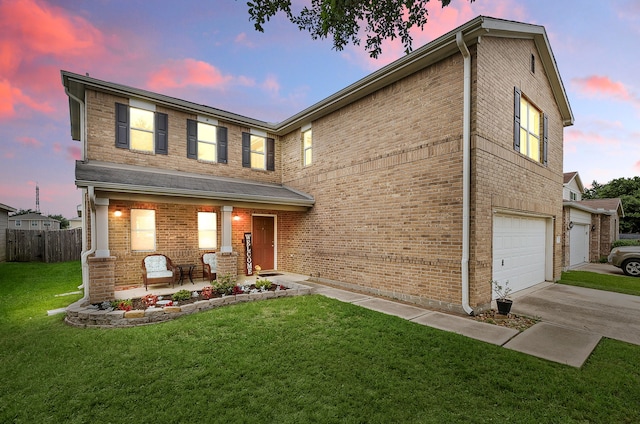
[[473, 309, 539, 332], [98, 283, 289, 312]]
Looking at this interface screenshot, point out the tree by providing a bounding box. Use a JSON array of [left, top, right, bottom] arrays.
[[246, 0, 475, 58], [583, 177, 640, 233]]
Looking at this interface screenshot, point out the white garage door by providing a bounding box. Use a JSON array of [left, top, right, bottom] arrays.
[[492, 215, 547, 297], [569, 224, 589, 267]]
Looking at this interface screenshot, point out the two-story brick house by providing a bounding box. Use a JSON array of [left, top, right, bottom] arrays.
[[62, 16, 573, 313]]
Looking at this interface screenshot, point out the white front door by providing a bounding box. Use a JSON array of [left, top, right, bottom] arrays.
[[569, 224, 589, 266]]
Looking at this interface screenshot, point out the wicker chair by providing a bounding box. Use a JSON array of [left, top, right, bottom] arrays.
[[141, 254, 177, 290], [201, 252, 217, 282]]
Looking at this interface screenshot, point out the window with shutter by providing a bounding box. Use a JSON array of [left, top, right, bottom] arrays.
[[186, 119, 227, 163], [242, 132, 271, 170], [115, 103, 167, 154], [514, 87, 546, 164]]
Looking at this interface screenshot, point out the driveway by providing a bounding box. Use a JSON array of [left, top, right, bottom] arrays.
[[511, 282, 640, 346]]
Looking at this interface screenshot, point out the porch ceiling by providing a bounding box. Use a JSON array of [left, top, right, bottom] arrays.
[[75, 161, 315, 208]]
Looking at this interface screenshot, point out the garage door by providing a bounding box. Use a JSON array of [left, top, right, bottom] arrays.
[[492, 215, 547, 297], [569, 224, 589, 267]]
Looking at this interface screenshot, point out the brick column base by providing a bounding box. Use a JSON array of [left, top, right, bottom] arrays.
[[216, 251, 239, 281], [88, 256, 116, 304]]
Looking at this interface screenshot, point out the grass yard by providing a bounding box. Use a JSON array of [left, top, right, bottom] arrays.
[[1, 261, 640, 423], [560, 270, 640, 297]]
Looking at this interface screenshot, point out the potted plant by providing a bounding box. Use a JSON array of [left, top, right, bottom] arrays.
[[492, 280, 513, 315]]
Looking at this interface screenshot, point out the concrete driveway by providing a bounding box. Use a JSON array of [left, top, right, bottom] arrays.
[[511, 282, 640, 346]]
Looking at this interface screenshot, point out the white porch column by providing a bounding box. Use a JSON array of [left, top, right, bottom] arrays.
[[94, 198, 110, 258], [220, 205, 233, 253]]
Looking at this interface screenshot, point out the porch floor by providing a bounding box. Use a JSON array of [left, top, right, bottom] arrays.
[[114, 271, 311, 300]]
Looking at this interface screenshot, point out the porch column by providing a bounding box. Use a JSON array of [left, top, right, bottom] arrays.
[[94, 197, 110, 258], [220, 205, 233, 253]]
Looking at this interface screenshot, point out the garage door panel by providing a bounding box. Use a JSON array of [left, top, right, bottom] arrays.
[[493, 215, 547, 297]]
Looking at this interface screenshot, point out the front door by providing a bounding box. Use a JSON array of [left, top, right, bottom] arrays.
[[252, 215, 275, 270]]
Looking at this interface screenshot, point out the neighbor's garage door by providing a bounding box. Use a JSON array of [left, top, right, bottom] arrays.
[[569, 224, 589, 267], [492, 215, 547, 297]]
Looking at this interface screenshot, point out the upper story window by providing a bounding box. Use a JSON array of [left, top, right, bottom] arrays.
[[186, 119, 228, 163], [302, 128, 312, 166], [130, 107, 154, 152], [131, 209, 156, 251], [242, 131, 275, 171], [514, 87, 548, 165], [31, 221, 38, 227], [570, 191, 578, 201], [14, 220, 21, 227], [115, 102, 168, 155]]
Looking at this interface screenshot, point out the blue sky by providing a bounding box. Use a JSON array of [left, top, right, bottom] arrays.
[[1, 0, 639, 218]]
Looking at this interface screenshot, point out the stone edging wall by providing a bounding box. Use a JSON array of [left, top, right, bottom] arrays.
[[65, 282, 313, 328]]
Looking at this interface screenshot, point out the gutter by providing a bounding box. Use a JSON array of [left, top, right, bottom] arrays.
[[456, 31, 474, 316]]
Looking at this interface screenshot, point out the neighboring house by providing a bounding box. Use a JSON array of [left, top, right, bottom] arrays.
[[8, 213, 61, 230], [562, 172, 623, 268], [62, 16, 574, 312], [68, 217, 83, 230], [0, 203, 17, 262]]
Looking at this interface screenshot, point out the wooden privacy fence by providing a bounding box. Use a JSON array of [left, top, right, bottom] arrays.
[[6, 228, 82, 263]]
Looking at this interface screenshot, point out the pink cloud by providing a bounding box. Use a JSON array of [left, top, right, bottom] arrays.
[[572, 75, 640, 108], [261, 75, 280, 94], [0, 0, 105, 119], [67, 146, 82, 161], [18, 136, 43, 148], [564, 129, 621, 147], [235, 32, 255, 48], [147, 59, 232, 90]]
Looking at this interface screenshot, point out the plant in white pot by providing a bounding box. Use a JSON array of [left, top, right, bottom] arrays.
[[492, 280, 513, 315]]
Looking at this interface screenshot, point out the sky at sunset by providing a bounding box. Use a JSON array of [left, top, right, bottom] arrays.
[[1, 0, 639, 219]]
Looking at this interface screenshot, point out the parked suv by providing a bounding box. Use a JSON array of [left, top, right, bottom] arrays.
[[608, 246, 640, 276]]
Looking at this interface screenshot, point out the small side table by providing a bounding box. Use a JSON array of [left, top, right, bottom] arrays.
[[176, 264, 196, 286]]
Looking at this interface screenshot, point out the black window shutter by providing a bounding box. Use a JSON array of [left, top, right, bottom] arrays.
[[542, 113, 548, 165], [155, 112, 168, 155], [115, 103, 129, 149], [266, 137, 275, 171], [242, 132, 251, 168], [513, 87, 521, 151], [186, 119, 197, 159], [217, 126, 228, 164]]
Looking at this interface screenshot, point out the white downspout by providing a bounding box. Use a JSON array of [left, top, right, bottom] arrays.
[[79, 187, 97, 303], [65, 87, 94, 303], [456, 31, 474, 316]]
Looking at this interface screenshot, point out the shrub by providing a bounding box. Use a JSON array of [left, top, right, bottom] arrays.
[[111, 299, 132, 311], [172, 290, 191, 301], [611, 239, 640, 249], [213, 274, 237, 295], [255, 278, 272, 290]]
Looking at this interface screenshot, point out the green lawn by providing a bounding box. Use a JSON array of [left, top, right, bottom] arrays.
[[560, 270, 640, 296], [1, 261, 640, 423]]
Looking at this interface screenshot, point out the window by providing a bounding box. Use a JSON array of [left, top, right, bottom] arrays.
[[130, 107, 154, 152], [31, 221, 38, 227], [115, 103, 168, 155], [186, 120, 228, 163], [131, 209, 156, 251], [570, 192, 577, 201], [302, 128, 312, 166], [242, 132, 275, 171], [15, 220, 21, 227], [198, 212, 217, 249], [514, 87, 548, 165], [43, 222, 51, 227]]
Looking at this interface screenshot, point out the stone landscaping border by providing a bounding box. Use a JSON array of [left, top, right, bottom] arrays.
[[65, 282, 313, 328]]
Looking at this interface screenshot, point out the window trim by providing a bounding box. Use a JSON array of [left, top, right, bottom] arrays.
[[186, 119, 228, 164], [242, 132, 275, 171], [115, 103, 168, 155]]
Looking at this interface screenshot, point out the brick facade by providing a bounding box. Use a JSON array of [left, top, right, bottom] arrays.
[[69, 18, 571, 311]]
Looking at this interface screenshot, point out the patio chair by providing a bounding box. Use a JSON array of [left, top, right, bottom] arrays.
[[141, 254, 177, 290], [201, 251, 217, 282]]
